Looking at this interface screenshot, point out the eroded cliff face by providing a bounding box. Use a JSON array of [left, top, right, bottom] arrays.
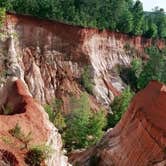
[[69, 81, 166, 166], [0, 78, 69, 166], [2, 13, 165, 108]]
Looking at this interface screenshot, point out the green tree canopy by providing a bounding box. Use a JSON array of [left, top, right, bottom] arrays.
[[64, 93, 106, 150], [138, 46, 166, 89], [107, 87, 134, 128], [131, 0, 144, 35]]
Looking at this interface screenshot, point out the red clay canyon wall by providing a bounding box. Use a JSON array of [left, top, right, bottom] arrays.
[[3, 13, 165, 108], [0, 78, 69, 166], [70, 81, 166, 166]]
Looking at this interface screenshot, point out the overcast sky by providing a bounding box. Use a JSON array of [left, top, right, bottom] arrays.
[[140, 0, 166, 11]]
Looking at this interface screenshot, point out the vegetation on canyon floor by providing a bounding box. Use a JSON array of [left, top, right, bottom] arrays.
[[45, 93, 107, 151], [1, 0, 166, 38], [45, 98, 66, 133], [107, 87, 134, 128]]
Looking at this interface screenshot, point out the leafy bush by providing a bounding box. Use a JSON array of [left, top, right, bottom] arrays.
[[24, 144, 51, 166], [53, 111, 66, 133], [1, 104, 13, 115], [0, 7, 5, 28], [107, 87, 134, 128], [63, 93, 106, 150], [9, 123, 22, 139], [44, 98, 66, 133], [9, 123, 32, 149], [131, 58, 143, 79], [137, 46, 166, 89], [120, 58, 142, 91], [88, 109, 107, 145], [81, 66, 93, 94], [44, 104, 56, 123]]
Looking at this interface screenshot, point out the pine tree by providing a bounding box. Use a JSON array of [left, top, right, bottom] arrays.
[[131, 0, 144, 35]]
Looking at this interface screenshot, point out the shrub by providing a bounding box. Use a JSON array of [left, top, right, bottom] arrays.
[[53, 111, 66, 133], [81, 66, 93, 94], [9, 123, 32, 149], [137, 46, 166, 89], [2, 104, 13, 115], [24, 144, 51, 166], [88, 109, 107, 145], [120, 58, 142, 91], [131, 58, 143, 79], [9, 123, 22, 139], [44, 104, 56, 123], [0, 8, 5, 28], [63, 93, 106, 150], [44, 98, 66, 132], [107, 87, 134, 128]]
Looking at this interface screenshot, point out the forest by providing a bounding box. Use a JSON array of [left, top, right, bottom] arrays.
[[0, 0, 166, 38]]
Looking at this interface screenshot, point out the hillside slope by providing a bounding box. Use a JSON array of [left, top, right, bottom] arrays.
[[1, 13, 165, 110]]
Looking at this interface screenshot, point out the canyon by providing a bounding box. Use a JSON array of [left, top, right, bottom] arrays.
[[0, 13, 166, 166], [2, 13, 166, 109], [69, 81, 166, 166]]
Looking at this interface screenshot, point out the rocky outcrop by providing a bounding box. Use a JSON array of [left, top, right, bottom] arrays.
[[2, 13, 165, 108], [0, 78, 69, 166], [69, 81, 166, 166]]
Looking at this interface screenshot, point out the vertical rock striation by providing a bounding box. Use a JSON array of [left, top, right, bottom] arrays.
[[3, 13, 165, 107], [69, 81, 166, 166]]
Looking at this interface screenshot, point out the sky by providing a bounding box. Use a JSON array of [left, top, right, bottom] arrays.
[[140, 0, 166, 11]]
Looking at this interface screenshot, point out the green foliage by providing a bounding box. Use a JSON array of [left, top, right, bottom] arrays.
[[0, 7, 5, 28], [137, 46, 166, 89], [117, 9, 133, 33], [24, 144, 51, 166], [120, 58, 142, 91], [107, 87, 134, 128], [88, 109, 107, 145], [143, 18, 158, 38], [0, 0, 12, 10], [2, 104, 13, 115], [9, 123, 22, 138], [81, 66, 93, 94], [63, 93, 106, 150], [9, 123, 32, 149], [153, 8, 166, 38], [131, 58, 143, 79], [53, 111, 66, 133], [131, 0, 144, 35], [44, 104, 56, 123], [44, 98, 66, 132]]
